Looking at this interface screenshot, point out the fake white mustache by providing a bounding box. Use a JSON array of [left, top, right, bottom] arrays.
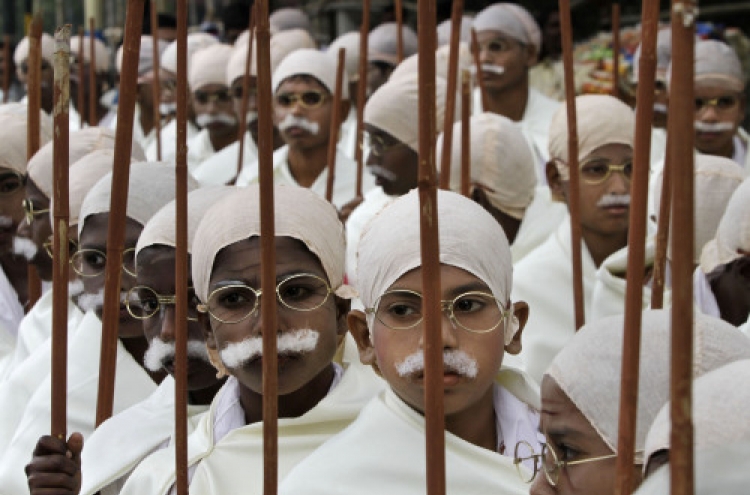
[[159, 102, 177, 116], [396, 349, 479, 379], [653, 103, 668, 114], [470, 64, 505, 76], [196, 113, 238, 127], [244, 111, 258, 124], [597, 194, 631, 208], [695, 121, 734, 132], [12, 237, 38, 261], [367, 165, 398, 182], [68, 279, 85, 298], [76, 289, 134, 313], [277, 114, 320, 135], [0, 216, 14, 228], [219, 328, 320, 369], [143, 338, 211, 373]]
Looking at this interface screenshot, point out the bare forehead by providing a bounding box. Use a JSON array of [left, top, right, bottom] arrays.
[[276, 75, 328, 94], [211, 236, 327, 280]]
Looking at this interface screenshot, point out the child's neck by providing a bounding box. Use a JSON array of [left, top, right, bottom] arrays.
[[444, 386, 498, 452]]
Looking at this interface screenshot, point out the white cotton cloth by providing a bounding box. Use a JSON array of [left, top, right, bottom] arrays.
[[546, 310, 750, 458], [14, 33, 55, 65], [78, 162, 198, 238], [0, 103, 52, 174], [472, 3, 542, 54], [0, 267, 24, 355], [439, 112, 536, 220], [693, 265, 721, 318], [269, 8, 311, 33], [357, 189, 519, 345], [700, 177, 750, 274], [188, 44, 233, 91], [70, 35, 110, 73], [338, 106, 359, 160], [326, 32, 360, 81], [632, 28, 672, 83], [345, 187, 396, 288], [272, 48, 349, 100], [192, 131, 258, 186], [368, 23, 418, 66], [437, 16, 474, 46], [161, 32, 218, 74], [388, 43, 473, 86], [510, 186, 567, 262], [115, 35, 169, 77], [643, 358, 750, 471], [693, 39, 744, 92], [191, 184, 352, 303], [184, 128, 219, 172], [145, 118, 200, 162]]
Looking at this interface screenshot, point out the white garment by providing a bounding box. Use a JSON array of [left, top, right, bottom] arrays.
[[693, 266, 721, 318], [279, 367, 541, 495], [145, 119, 200, 162], [510, 186, 567, 263], [345, 187, 395, 286], [109, 103, 158, 153], [192, 131, 258, 186], [119, 361, 384, 495], [0, 265, 25, 342], [734, 128, 749, 173], [339, 106, 358, 160], [236, 145, 375, 208], [79, 377, 210, 495], [184, 128, 219, 172]]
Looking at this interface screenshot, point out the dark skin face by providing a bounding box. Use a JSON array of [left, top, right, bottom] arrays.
[[471, 187, 522, 244], [191, 82, 238, 140], [366, 61, 395, 98], [706, 252, 750, 327], [16, 178, 53, 280], [69, 63, 109, 126], [204, 236, 349, 424], [0, 167, 27, 254], [364, 124, 419, 196], [693, 86, 745, 159], [475, 30, 537, 94], [18, 58, 55, 113], [232, 75, 285, 150]]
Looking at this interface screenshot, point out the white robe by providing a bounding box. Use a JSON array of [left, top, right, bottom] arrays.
[[734, 127, 750, 173], [119, 362, 384, 495], [345, 187, 395, 286], [79, 377, 210, 495], [108, 103, 157, 153], [279, 367, 541, 495], [192, 132, 258, 186], [510, 186, 568, 263], [0, 265, 25, 374], [338, 107, 358, 160], [0, 311, 157, 495], [145, 119, 200, 162]]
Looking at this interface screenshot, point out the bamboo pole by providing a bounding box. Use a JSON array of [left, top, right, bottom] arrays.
[[417, 1, 445, 495], [26, 16, 43, 310], [394, 0, 404, 63], [354, 0, 370, 199], [470, 28, 487, 112], [235, 4, 256, 183], [612, 3, 620, 99], [325, 48, 345, 203], [51, 24, 71, 441], [149, 3, 162, 160], [438, 0, 463, 190], [88, 19, 96, 126], [613, 1, 659, 494], [651, 140, 672, 309], [2, 35, 10, 103], [669, 2, 697, 494], [558, 0, 585, 330], [460, 71, 470, 198], [77, 28, 85, 128], [95, 0, 145, 427]]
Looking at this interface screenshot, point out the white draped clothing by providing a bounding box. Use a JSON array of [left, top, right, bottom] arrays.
[[511, 186, 567, 263], [145, 119, 200, 162], [108, 104, 157, 153], [345, 187, 395, 286], [338, 107, 358, 160], [734, 128, 750, 173], [192, 132, 258, 186], [184, 128, 219, 172]]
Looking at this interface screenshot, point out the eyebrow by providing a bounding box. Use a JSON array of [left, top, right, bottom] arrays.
[[210, 269, 325, 291], [447, 282, 492, 297]]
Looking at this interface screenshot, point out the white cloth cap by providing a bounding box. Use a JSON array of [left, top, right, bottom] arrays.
[[546, 310, 750, 459], [161, 32, 219, 74], [192, 185, 350, 303], [472, 3, 542, 54], [70, 35, 110, 73], [27, 127, 145, 199], [78, 162, 198, 236], [0, 103, 53, 175], [14, 33, 56, 65], [51, 149, 117, 227], [368, 22, 418, 66], [356, 189, 518, 345], [695, 40, 744, 92], [437, 16, 474, 46], [115, 35, 169, 77], [632, 28, 671, 84], [272, 48, 349, 100], [700, 177, 750, 274], [188, 43, 233, 90], [269, 8, 311, 33], [364, 73, 446, 152], [439, 112, 536, 220], [136, 186, 235, 256], [326, 32, 361, 82], [644, 359, 750, 470], [653, 154, 744, 263], [548, 94, 634, 180], [435, 42, 473, 81], [226, 29, 315, 86]]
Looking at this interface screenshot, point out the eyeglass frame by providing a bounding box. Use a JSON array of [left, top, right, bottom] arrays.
[[42, 234, 79, 259], [22, 198, 50, 225], [474, 35, 527, 56], [274, 90, 330, 110], [70, 247, 138, 278], [365, 131, 408, 158], [192, 88, 233, 105], [125, 285, 199, 322], [576, 157, 633, 185], [694, 94, 741, 113]]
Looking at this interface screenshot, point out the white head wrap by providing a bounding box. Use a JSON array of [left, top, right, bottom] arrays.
[[115, 35, 169, 78], [435, 41, 473, 81], [700, 177, 750, 274], [653, 154, 744, 263], [644, 359, 750, 471], [548, 94, 633, 180], [472, 3, 542, 54], [226, 29, 315, 86], [546, 310, 750, 460], [357, 189, 518, 345], [79, 162, 198, 237], [439, 112, 536, 220], [14, 33, 56, 66], [70, 35, 110, 73], [694, 40, 744, 92], [368, 22, 418, 66], [326, 32, 361, 82], [27, 127, 145, 199], [192, 185, 351, 303], [0, 103, 53, 175], [364, 73, 446, 153], [632, 28, 671, 84], [161, 32, 218, 74], [437, 16, 473, 47], [269, 8, 311, 33], [188, 43, 233, 90], [272, 48, 349, 100]]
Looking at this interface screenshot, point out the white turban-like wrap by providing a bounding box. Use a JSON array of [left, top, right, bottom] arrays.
[[472, 3, 542, 54], [272, 48, 349, 99], [14, 33, 55, 66], [70, 36, 110, 73], [326, 32, 361, 82], [368, 22, 418, 66], [0, 103, 52, 175], [161, 32, 218, 75], [188, 43, 233, 91], [700, 177, 750, 274]]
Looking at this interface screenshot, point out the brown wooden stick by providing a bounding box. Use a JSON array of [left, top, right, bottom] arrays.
[[395, 0, 404, 63], [77, 28, 85, 128], [2, 34, 10, 103], [611, 3, 620, 99], [438, 0, 464, 190], [470, 28, 487, 113], [460, 71, 470, 198], [669, 2, 696, 494], [354, 0, 370, 199], [613, 1, 659, 493], [26, 16, 43, 310], [235, 4, 256, 183], [95, 0, 145, 427], [325, 48, 345, 203], [88, 19, 97, 127], [149, 4, 162, 160], [558, 0, 585, 331], [51, 24, 71, 441], [651, 138, 672, 309]]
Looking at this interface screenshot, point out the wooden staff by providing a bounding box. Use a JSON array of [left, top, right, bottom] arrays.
[[354, 0, 370, 199], [558, 0, 585, 330], [149, 4, 163, 160], [88, 19, 96, 126], [460, 71, 470, 197], [2, 34, 10, 103], [235, 4, 256, 183], [26, 16, 43, 309], [95, 0, 145, 426], [438, 0, 464, 190], [77, 28, 85, 128], [395, 0, 404, 63], [470, 28, 487, 112], [668, 2, 697, 494], [651, 139, 672, 309], [417, 1, 445, 494], [51, 24, 71, 440], [613, 1, 659, 493], [173, 0, 189, 491], [611, 3, 620, 99], [325, 48, 345, 203]]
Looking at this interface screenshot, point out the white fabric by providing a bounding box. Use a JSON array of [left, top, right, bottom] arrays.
[[279, 368, 540, 495], [345, 187, 396, 287], [269, 8, 311, 33], [693, 39, 744, 92], [733, 130, 749, 171], [326, 32, 360, 81], [368, 22, 418, 66], [106, 104, 156, 153], [161, 33, 218, 74], [0, 267, 24, 372], [437, 16, 473, 46], [510, 186, 567, 262], [145, 118, 200, 162], [115, 35, 169, 76], [338, 106, 358, 160], [184, 128, 218, 172], [188, 44, 233, 91], [632, 28, 671, 83], [192, 131, 258, 186], [71, 35, 110, 73], [700, 177, 750, 274], [272, 48, 349, 100], [14, 33, 55, 65], [0, 103, 52, 174], [472, 3, 542, 54], [693, 266, 721, 318]]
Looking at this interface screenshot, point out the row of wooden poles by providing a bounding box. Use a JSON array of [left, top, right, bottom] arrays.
[[11, 0, 696, 493]]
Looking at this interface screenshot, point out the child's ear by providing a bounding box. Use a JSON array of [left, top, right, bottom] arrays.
[[504, 301, 529, 355], [347, 310, 382, 376]]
